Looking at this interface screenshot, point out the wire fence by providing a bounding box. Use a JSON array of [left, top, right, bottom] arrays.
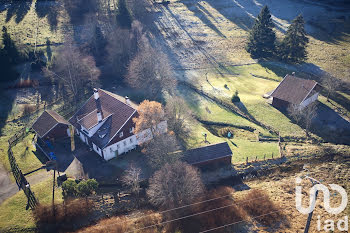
[[8, 128, 38, 209]]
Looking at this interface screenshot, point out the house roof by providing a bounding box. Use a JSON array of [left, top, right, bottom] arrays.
[[271, 75, 319, 105], [69, 89, 138, 149], [32, 110, 70, 138], [183, 142, 232, 165]]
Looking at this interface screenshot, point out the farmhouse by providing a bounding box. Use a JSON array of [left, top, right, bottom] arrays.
[[270, 74, 322, 109], [183, 142, 232, 168], [69, 88, 167, 161], [32, 110, 71, 141]]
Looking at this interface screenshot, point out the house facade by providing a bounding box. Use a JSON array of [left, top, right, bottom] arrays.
[[69, 88, 167, 160], [270, 74, 322, 110]]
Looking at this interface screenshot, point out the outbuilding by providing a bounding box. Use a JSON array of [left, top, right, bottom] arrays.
[[270, 74, 322, 109], [32, 110, 71, 141], [183, 142, 232, 168]]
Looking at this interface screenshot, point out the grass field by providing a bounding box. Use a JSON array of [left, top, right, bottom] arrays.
[[0, 1, 66, 49], [0, 179, 62, 232]]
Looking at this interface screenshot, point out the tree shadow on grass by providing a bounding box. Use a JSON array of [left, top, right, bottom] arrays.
[[278, 101, 350, 145], [35, 0, 60, 31], [5, 1, 33, 24]]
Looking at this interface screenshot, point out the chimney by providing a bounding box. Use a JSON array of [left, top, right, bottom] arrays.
[[97, 110, 102, 122], [125, 96, 131, 105], [94, 88, 99, 100]]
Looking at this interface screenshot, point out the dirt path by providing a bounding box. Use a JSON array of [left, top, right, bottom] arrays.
[[0, 168, 51, 205]]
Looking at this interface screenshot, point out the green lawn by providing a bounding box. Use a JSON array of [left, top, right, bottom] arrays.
[[185, 119, 279, 163], [0, 179, 63, 232], [10, 133, 45, 175], [197, 64, 306, 137]]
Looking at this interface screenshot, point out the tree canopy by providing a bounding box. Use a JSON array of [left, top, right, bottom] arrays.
[[246, 6, 276, 58], [279, 15, 309, 63]]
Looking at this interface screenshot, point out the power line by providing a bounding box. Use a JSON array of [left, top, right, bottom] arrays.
[[124, 194, 281, 233], [199, 206, 295, 233]]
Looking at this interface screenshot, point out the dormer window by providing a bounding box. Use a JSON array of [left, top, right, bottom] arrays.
[[119, 132, 123, 138], [99, 133, 106, 138], [129, 127, 134, 133]]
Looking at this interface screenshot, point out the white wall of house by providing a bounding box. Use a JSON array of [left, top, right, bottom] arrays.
[[103, 135, 138, 160], [300, 92, 319, 109], [92, 143, 102, 156]]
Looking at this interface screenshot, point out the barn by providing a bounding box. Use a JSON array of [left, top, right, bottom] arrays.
[[32, 110, 71, 141], [183, 142, 232, 168], [270, 74, 322, 109]]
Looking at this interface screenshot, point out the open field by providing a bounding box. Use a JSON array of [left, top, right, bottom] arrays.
[[0, 178, 62, 232]]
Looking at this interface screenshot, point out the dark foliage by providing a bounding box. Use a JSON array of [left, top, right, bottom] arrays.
[[116, 0, 132, 29], [278, 15, 309, 63], [246, 6, 276, 58], [231, 90, 240, 103], [0, 26, 21, 82]]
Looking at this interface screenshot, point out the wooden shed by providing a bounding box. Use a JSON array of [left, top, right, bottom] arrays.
[[32, 110, 71, 141], [183, 142, 232, 168]]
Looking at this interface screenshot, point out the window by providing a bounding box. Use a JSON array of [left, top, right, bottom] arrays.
[[123, 141, 127, 146], [117, 144, 120, 149], [129, 127, 134, 133], [110, 148, 113, 153], [130, 138, 133, 143], [119, 131, 123, 138]]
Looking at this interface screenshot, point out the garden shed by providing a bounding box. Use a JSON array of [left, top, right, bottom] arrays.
[[32, 110, 71, 141], [183, 142, 232, 168]]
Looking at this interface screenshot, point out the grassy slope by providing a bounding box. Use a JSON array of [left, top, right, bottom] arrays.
[[0, 1, 65, 49], [0, 179, 63, 231]]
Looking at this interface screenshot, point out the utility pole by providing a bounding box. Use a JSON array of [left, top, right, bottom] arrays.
[[302, 165, 322, 233]]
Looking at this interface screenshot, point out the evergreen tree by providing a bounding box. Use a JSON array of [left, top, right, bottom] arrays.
[[116, 0, 132, 29], [91, 25, 107, 62], [1, 26, 21, 64], [246, 6, 276, 58], [0, 26, 19, 82], [278, 15, 309, 63]]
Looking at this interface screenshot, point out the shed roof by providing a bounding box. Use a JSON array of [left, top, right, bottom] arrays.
[[271, 75, 319, 105], [32, 110, 70, 138], [183, 142, 232, 165]]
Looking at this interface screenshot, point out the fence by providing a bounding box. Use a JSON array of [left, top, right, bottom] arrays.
[[8, 128, 38, 209]]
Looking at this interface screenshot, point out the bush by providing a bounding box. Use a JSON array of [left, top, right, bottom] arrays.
[[170, 187, 245, 233], [22, 104, 36, 116], [62, 180, 77, 197], [33, 198, 93, 231], [62, 179, 98, 197], [231, 90, 240, 103], [238, 189, 283, 226]]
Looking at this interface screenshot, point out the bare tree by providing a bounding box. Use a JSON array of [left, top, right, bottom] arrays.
[[302, 102, 318, 137], [121, 164, 142, 196], [142, 133, 180, 170], [126, 37, 177, 97], [287, 103, 303, 125], [43, 39, 100, 103], [322, 74, 340, 101], [147, 161, 204, 208], [165, 96, 192, 140]]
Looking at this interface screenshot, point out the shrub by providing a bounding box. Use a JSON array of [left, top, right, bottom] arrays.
[[171, 187, 245, 233], [238, 189, 282, 226], [86, 179, 99, 193], [22, 104, 36, 116], [33, 198, 93, 231], [231, 90, 240, 103], [62, 179, 77, 197]]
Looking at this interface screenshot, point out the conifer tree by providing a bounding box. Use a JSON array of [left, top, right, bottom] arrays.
[[246, 6, 276, 58], [278, 15, 309, 63], [0, 26, 19, 82]]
